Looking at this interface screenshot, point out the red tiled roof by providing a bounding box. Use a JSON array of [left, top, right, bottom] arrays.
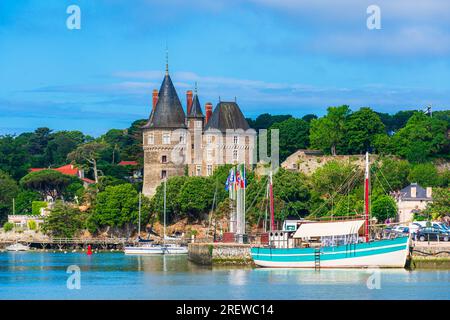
[[29, 164, 78, 176], [81, 177, 95, 184], [118, 161, 138, 166]]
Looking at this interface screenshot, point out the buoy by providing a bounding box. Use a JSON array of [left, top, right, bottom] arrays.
[[87, 245, 92, 255]]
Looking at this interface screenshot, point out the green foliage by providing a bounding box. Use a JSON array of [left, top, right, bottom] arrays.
[[310, 105, 350, 155], [373, 157, 411, 191], [311, 160, 359, 197], [270, 118, 310, 162], [27, 219, 37, 230], [390, 112, 449, 163], [97, 175, 128, 192], [247, 113, 292, 130], [15, 190, 41, 215], [32, 201, 47, 216], [176, 177, 214, 221], [90, 184, 150, 232], [20, 170, 73, 199], [0, 170, 19, 223], [3, 222, 13, 232], [371, 195, 397, 222], [41, 201, 82, 238], [424, 188, 449, 220], [408, 163, 441, 187], [343, 107, 385, 154]]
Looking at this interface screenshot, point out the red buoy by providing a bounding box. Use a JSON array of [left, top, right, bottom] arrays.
[[87, 245, 92, 255]]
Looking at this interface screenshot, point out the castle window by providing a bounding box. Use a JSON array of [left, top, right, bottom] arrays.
[[161, 170, 167, 179], [196, 165, 201, 176], [195, 121, 202, 128], [207, 165, 213, 176], [233, 149, 239, 162], [148, 133, 154, 145], [163, 133, 171, 144], [233, 136, 239, 144], [207, 135, 213, 144], [162, 155, 167, 163]]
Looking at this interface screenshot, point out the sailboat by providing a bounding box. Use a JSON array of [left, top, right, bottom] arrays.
[[124, 179, 188, 255], [251, 152, 410, 268]]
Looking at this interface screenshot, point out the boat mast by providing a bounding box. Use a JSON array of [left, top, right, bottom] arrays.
[[163, 178, 167, 242], [138, 192, 141, 236], [364, 151, 370, 242], [269, 171, 275, 231]]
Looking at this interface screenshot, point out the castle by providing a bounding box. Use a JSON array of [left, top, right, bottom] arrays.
[[142, 66, 256, 196]]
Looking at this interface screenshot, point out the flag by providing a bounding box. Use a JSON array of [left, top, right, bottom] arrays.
[[225, 175, 230, 191], [241, 165, 246, 189], [236, 170, 241, 188]]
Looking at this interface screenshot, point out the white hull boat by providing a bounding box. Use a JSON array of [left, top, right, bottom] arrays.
[[6, 243, 30, 252], [124, 243, 188, 255]]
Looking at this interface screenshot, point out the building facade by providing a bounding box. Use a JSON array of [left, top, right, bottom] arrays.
[[393, 183, 433, 223], [142, 69, 256, 196]]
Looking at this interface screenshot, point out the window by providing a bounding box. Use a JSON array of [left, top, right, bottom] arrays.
[[179, 132, 185, 143], [233, 149, 238, 162], [163, 133, 171, 144], [195, 121, 202, 128], [148, 133, 154, 145], [162, 155, 167, 163], [207, 135, 213, 144], [161, 170, 167, 179], [233, 136, 239, 144], [207, 165, 213, 176], [196, 165, 201, 176]]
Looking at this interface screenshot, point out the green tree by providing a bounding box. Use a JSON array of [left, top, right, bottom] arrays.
[[90, 183, 150, 235], [310, 105, 351, 155], [373, 157, 411, 191], [311, 160, 360, 198], [3, 222, 13, 232], [41, 201, 82, 238], [44, 131, 86, 166], [0, 170, 19, 223], [371, 195, 397, 222], [67, 142, 109, 183], [178, 177, 215, 221], [150, 176, 188, 223], [344, 107, 385, 154], [270, 118, 310, 162], [424, 188, 449, 220], [408, 163, 441, 187], [391, 112, 449, 163], [15, 190, 41, 215], [20, 170, 73, 200]]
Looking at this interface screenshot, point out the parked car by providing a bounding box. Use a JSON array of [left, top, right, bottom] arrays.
[[392, 226, 409, 234], [416, 227, 450, 242]]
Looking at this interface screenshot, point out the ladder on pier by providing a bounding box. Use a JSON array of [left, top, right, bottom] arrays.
[[314, 248, 321, 270]]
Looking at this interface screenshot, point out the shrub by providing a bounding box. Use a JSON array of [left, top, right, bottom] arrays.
[[32, 201, 47, 215], [27, 220, 37, 230], [3, 222, 13, 232]]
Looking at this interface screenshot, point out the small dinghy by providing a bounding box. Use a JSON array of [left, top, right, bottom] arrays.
[[6, 243, 30, 252]]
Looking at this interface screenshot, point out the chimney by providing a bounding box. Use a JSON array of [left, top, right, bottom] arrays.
[[411, 185, 416, 198], [205, 102, 213, 124], [426, 187, 432, 198], [152, 89, 158, 112], [186, 90, 193, 115]]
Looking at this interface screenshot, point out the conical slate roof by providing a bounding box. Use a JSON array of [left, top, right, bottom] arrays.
[[187, 94, 204, 118], [143, 74, 186, 129], [204, 101, 250, 132]]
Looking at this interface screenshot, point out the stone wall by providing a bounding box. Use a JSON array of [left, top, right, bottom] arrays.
[[188, 243, 252, 265]]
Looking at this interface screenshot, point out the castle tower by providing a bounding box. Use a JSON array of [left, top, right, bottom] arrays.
[[142, 69, 187, 196], [186, 91, 205, 175]]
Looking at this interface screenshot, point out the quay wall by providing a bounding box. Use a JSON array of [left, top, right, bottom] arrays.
[[188, 243, 252, 265]]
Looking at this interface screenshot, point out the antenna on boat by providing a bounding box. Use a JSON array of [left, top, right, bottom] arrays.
[[269, 170, 275, 231], [364, 152, 370, 242]]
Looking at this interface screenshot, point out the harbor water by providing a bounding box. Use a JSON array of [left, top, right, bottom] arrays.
[[0, 252, 448, 300]]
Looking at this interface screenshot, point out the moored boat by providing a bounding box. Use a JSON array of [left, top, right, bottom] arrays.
[[6, 243, 30, 252]]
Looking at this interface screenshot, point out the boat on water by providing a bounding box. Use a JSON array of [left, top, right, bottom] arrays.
[[124, 179, 188, 255], [251, 152, 410, 269], [6, 243, 30, 252]]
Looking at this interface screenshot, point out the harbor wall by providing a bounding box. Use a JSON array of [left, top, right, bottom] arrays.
[[188, 243, 253, 265]]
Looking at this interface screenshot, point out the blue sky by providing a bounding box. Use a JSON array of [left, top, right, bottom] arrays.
[[1, 0, 449, 136]]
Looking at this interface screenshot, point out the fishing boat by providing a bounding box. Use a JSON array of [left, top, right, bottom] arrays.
[[6, 243, 30, 252], [251, 152, 410, 268], [124, 179, 188, 255]]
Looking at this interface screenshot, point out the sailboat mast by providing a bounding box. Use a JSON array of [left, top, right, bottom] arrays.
[[364, 152, 370, 242], [163, 178, 167, 241], [138, 192, 141, 236], [269, 171, 275, 231]]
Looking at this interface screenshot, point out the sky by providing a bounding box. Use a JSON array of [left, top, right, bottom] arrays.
[[0, 0, 449, 136]]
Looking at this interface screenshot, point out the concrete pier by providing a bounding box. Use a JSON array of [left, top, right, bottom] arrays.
[[188, 243, 253, 266]]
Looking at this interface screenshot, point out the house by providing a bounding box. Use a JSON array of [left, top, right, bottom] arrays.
[[393, 183, 433, 223], [30, 164, 95, 187]]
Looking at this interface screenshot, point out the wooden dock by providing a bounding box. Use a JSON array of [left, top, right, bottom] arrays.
[[0, 238, 134, 251]]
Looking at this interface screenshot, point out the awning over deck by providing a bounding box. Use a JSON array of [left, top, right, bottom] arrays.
[[293, 220, 365, 238]]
